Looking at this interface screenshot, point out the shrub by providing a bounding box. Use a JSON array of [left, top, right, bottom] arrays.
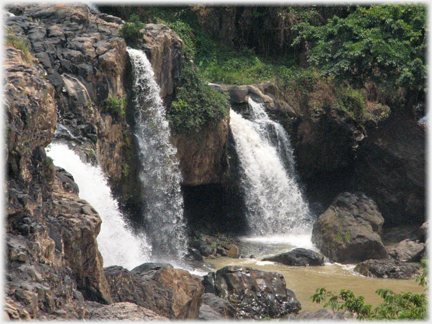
[[119, 14, 145, 42], [168, 62, 230, 133]]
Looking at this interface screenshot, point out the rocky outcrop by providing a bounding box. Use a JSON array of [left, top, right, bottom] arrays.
[[263, 248, 325, 266], [354, 259, 421, 279], [173, 117, 229, 186], [286, 308, 346, 321], [85, 302, 169, 321], [140, 24, 184, 102], [104, 263, 204, 319], [5, 36, 111, 318], [202, 266, 301, 319], [312, 192, 389, 263]]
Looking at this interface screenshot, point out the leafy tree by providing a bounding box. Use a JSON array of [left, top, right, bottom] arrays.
[[120, 14, 145, 42], [294, 4, 426, 112], [311, 259, 428, 320]]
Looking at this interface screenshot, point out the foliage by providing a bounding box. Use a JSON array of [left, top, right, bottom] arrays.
[[293, 4, 426, 103], [168, 62, 230, 133], [5, 28, 33, 64], [119, 14, 145, 42], [311, 259, 428, 320], [104, 95, 126, 119]]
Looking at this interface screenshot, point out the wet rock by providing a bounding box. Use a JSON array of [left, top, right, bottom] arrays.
[[354, 259, 421, 279], [85, 301, 169, 321], [203, 266, 301, 319], [105, 264, 204, 319], [312, 192, 389, 263], [387, 239, 425, 262], [263, 248, 325, 266]]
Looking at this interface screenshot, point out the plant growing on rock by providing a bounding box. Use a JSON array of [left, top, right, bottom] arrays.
[[120, 14, 145, 42], [104, 95, 126, 119], [311, 259, 428, 320], [5, 28, 33, 64], [168, 61, 230, 133]]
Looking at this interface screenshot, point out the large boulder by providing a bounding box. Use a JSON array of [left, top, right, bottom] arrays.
[[104, 263, 204, 319], [312, 192, 389, 263], [354, 259, 421, 279], [263, 248, 325, 266], [387, 239, 425, 262], [202, 266, 301, 319]]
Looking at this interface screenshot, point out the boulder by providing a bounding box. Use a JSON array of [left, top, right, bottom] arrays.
[[104, 263, 204, 319], [312, 192, 389, 263], [85, 302, 169, 321], [202, 266, 301, 319], [417, 221, 428, 243], [286, 308, 346, 321], [387, 239, 425, 262], [354, 259, 421, 279], [263, 248, 325, 266]]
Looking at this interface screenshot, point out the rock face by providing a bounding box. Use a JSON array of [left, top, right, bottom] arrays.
[[202, 266, 301, 319], [312, 192, 389, 263], [85, 302, 169, 321], [104, 263, 204, 319], [172, 117, 230, 186], [5, 33, 110, 319], [354, 259, 421, 279], [263, 248, 325, 266], [354, 115, 425, 227]]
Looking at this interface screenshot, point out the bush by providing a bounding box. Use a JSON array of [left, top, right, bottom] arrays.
[[311, 259, 428, 320], [104, 95, 126, 119], [168, 62, 230, 133], [119, 14, 145, 42]]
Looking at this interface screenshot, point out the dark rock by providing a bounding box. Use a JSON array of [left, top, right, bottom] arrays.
[[201, 293, 236, 319], [354, 259, 421, 279], [263, 248, 325, 266], [187, 248, 204, 262], [312, 192, 389, 263], [417, 221, 428, 243], [387, 239, 425, 262], [204, 266, 301, 319]]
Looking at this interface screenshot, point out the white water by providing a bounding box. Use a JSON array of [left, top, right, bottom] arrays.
[[230, 98, 313, 236], [127, 48, 188, 261], [46, 142, 151, 270]]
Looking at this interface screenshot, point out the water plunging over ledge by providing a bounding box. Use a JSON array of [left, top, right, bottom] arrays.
[[229, 98, 313, 236], [127, 47, 188, 261], [47, 143, 151, 270]]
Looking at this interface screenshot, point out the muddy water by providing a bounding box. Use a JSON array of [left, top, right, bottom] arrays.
[[206, 235, 424, 312]]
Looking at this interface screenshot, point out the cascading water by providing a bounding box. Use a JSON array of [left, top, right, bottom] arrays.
[[127, 47, 188, 261], [230, 98, 313, 236], [46, 142, 151, 270]]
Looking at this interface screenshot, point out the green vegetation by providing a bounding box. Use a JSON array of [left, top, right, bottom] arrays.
[[119, 14, 145, 42], [169, 62, 230, 133], [104, 95, 126, 119], [311, 259, 428, 320], [5, 28, 33, 64]]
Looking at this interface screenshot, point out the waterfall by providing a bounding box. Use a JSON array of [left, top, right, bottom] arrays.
[[230, 98, 313, 236], [127, 47, 188, 261], [47, 142, 151, 270]]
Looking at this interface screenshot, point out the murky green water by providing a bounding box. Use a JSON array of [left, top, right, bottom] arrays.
[[206, 235, 424, 312]]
